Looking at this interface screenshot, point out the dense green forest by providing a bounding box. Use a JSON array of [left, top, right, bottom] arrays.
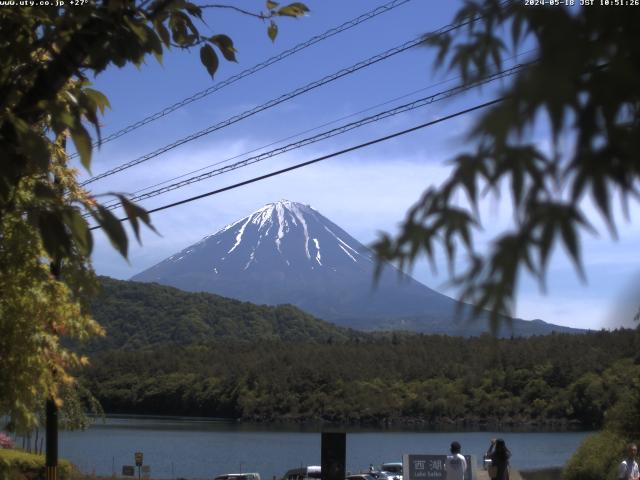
[[86, 277, 359, 350], [82, 329, 640, 428], [81, 278, 640, 430]]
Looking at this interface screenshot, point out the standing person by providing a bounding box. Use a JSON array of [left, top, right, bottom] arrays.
[[486, 438, 497, 457], [484, 439, 497, 470], [444, 441, 467, 480], [489, 438, 510, 480], [618, 443, 640, 480]]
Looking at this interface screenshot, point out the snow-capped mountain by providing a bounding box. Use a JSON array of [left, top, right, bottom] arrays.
[[131, 200, 581, 336]]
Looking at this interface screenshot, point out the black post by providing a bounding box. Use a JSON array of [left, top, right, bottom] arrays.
[[321, 432, 346, 480], [45, 398, 58, 480], [46, 259, 61, 480]]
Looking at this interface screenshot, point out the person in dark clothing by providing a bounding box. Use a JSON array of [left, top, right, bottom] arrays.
[[484, 439, 497, 470], [489, 438, 511, 480]]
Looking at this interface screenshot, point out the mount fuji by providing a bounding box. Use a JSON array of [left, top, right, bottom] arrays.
[[131, 200, 580, 336]]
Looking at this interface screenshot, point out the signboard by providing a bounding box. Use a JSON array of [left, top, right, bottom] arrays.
[[135, 452, 143, 467], [122, 466, 135, 476], [403, 454, 475, 480], [141, 465, 151, 478]]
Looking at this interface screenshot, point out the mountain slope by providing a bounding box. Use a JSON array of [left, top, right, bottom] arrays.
[[131, 200, 581, 337], [87, 277, 357, 350]]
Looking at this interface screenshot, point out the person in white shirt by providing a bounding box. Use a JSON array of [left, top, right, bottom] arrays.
[[619, 443, 640, 480], [445, 441, 467, 480]]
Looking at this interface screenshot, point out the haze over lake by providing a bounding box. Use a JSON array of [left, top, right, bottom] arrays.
[[59, 416, 590, 478]]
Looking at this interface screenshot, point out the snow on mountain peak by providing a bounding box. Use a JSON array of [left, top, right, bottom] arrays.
[[148, 201, 371, 281], [131, 201, 579, 337]]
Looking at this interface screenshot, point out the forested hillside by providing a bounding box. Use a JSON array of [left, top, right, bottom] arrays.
[[87, 277, 359, 350], [82, 329, 640, 428]]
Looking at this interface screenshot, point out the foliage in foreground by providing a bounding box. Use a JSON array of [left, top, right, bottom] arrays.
[[0, 0, 308, 430], [374, 0, 640, 330], [0, 448, 73, 480], [562, 431, 628, 480], [562, 346, 640, 478], [561, 324, 640, 478], [1, 0, 310, 262], [0, 158, 103, 429]]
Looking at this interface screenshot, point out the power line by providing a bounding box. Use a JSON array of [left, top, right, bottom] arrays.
[[98, 65, 526, 212], [100, 78, 464, 209], [102, 48, 536, 207], [81, 15, 482, 187], [67, 0, 412, 160], [89, 97, 504, 230]]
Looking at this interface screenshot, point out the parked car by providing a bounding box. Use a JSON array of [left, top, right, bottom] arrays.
[[215, 474, 260, 480], [380, 462, 402, 480], [346, 474, 377, 480], [283, 466, 321, 480], [368, 471, 391, 480]]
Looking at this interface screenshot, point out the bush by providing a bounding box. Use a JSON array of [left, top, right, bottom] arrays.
[[0, 449, 73, 480], [606, 383, 640, 438], [562, 431, 628, 480], [0, 434, 14, 450]]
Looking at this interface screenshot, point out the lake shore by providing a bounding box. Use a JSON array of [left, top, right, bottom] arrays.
[[93, 412, 587, 433]]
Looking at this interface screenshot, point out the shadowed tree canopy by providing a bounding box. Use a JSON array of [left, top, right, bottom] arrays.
[[0, 0, 308, 429], [374, 0, 640, 331]]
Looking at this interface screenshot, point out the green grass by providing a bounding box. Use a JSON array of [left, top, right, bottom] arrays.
[[0, 448, 73, 480]]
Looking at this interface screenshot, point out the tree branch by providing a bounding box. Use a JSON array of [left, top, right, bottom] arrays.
[[171, 39, 205, 49], [198, 4, 268, 20]]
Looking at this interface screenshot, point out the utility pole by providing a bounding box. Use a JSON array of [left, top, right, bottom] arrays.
[[321, 432, 345, 480], [46, 258, 61, 480], [46, 137, 65, 480]]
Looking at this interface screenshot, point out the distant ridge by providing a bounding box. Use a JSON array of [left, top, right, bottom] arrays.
[[88, 276, 357, 351], [132, 200, 583, 337]]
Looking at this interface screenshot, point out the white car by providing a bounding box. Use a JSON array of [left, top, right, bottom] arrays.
[[283, 466, 321, 480], [380, 463, 402, 480], [215, 474, 260, 480]]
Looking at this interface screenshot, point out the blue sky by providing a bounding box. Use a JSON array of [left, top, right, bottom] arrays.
[[79, 0, 640, 330]]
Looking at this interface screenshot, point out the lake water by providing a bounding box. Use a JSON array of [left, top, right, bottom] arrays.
[[59, 416, 591, 479]]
